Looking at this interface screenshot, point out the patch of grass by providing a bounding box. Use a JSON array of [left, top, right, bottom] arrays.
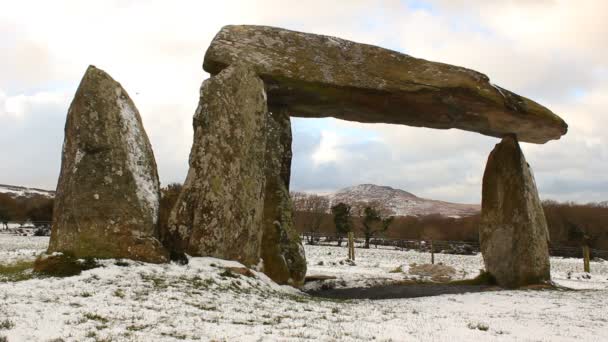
[[114, 260, 129, 267], [449, 270, 496, 286], [188, 302, 218, 311], [33, 253, 99, 277], [0, 335, 7, 342], [219, 269, 238, 278], [160, 331, 187, 340], [0, 319, 15, 330], [126, 324, 149, 332], [80, 291, 92, 298], [0, 260, 36, 282], [140, 273, 168, 289], [181, 275, 216, 290], [83, 313, 109, 324], [113, 289, 125, 298], [388, 265, 403, 273], [467, 322, 489, 331]]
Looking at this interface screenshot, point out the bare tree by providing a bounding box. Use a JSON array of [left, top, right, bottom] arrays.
[[292, 192, 329, 244]]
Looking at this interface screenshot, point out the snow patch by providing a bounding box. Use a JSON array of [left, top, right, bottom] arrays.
[[115, 90, 159, 224], [73, 149, 85, 174]]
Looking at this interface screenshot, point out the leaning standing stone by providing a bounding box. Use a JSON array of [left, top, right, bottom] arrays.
[[260, 109, 307, 285], [479, 135, 551, 288], [165, 64, 268, 267], [48, 66, 168, 263]]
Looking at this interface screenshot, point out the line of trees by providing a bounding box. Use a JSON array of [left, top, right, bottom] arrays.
[[2, 184, 607, 250], [0, 193, 54, 228], [292, 193, 396, 249], [292, 193, 608, 250]]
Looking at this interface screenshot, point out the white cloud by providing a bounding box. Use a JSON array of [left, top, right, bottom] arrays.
[[312, 131, 342, 166], [1, 91, 69, 119], [0, 0, 606, 204]]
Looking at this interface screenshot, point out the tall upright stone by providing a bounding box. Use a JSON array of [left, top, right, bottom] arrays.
[[49, 66, 168, 263], [479, 135, 551, 288], [260, 109, 307, 285], [165, 64, 268, 267]]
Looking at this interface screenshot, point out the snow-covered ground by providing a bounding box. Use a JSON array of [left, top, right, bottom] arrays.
[[1, 236, 607, 341]]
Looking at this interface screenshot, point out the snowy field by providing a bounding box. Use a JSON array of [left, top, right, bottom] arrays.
[[1, 235, 607, 341]]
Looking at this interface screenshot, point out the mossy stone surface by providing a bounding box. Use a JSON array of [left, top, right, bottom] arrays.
[[165, 64, 268, 267], [260, 109, 306, 286], [49, 66, 167, 263], [480, 136, 551, 288], [204, 25, 567, 144]]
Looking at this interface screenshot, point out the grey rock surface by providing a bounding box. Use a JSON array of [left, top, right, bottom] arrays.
[[165, 64, 268, 267], [49, 65, 167, 263], [480, 135, 551, 288], [260, 109, 306, 285], [204, 25, 567, 144]]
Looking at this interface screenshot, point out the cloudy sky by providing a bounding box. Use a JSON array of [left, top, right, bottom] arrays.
[[1, 0, 606, 204]]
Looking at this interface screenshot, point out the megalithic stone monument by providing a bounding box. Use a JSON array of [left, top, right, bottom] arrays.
[[479, 135, 551, 288], [165, 64, 268, 267], [49, 66, 168, 263]]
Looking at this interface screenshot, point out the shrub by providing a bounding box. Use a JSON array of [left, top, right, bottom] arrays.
[[0, 319, 14, 330]]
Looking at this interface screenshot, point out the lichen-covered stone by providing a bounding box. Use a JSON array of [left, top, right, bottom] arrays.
[[479, 135, 551, 288], [48, 66, 168, 263], [165, 64, 267, 267], [260, 109, 306, 286], [204, 25, 567, 144]]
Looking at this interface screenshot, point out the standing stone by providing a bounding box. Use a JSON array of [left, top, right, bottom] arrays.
[[261, 109, 307, 285], [479, 135, 551, 288], [165, 64, 267, 267], [48, 66, 168, 263]]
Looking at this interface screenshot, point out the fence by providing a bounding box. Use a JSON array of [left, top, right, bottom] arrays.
[[300, 232, 608, 260]]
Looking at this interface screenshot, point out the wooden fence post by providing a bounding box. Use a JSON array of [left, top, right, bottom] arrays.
[[348, 232, 355, 261], [431, 240, 435, 265], [583, 245, 590, 273], [347, 233, 351, 260]]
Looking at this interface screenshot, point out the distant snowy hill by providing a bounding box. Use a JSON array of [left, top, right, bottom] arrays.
[[307, 184, 480, 217], [0, 184, 55, 199]]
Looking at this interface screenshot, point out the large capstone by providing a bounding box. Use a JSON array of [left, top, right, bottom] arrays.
[[260, 109, 307, 285], [48, 66, 168, 263], [479, 135, 551, 288], [165, 64, 268, 267], [204, 25, 567, 144]]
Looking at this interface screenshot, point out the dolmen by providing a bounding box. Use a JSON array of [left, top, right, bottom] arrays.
[[49, 25, 567, 288]]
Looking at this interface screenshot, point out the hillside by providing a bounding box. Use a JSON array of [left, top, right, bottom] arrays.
[[0, 184, 55, 199], [300, 184, 480, 217]]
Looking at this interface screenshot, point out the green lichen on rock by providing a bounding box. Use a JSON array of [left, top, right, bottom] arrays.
[[479, 135, 551, 288], [48, 65, 168, 263], [164, 63, 268, 267], [260, 109, 306, 286], [204, 25, 567, 144]]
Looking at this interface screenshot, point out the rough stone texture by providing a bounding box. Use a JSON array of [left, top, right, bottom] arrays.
[[479, 135, 551, 288], [260, 109, 307, 286], [49, 66, 168, 263], [204, 25, 567, 144], [165, 64, 267, 267]]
